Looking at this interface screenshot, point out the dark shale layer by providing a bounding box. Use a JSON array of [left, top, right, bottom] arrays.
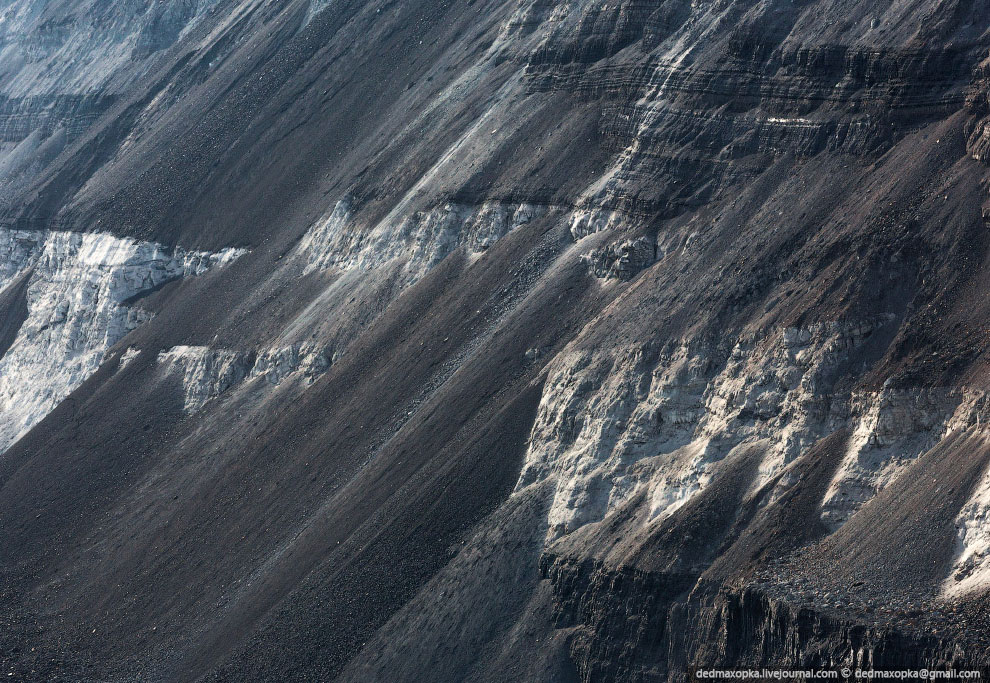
[[1, 1, 990, 681]]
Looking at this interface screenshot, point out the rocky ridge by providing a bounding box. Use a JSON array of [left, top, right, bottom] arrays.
[[1, 0, 990, 681]]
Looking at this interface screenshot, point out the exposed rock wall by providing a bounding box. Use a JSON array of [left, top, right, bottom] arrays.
[[0, 94, 113, 143], [0, 230, 242, 452], [516, 315, 976, 541], [298, 198, 552, 283], [0, 0, 224, 198], [157, 342, 333, 413], [581, 236, 656, 280], [538, 559, 989, 682], [1, 0, 989, 680]]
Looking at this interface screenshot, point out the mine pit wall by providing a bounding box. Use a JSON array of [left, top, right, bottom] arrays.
[[514, 5, 987, 219], [0, 0, 988, 679], [541, 557, 989, 682], [0, 94, 115, 143], [518, 311, 990, 679], [0, 229, 243, 455]]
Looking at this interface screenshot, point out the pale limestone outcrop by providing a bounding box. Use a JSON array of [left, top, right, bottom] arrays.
[[298, 198, 549, 283], [0, 230, 243, 453], [156, 342, 334, 413], [516, 315, 990, 545], [157, 346, 255, 413]]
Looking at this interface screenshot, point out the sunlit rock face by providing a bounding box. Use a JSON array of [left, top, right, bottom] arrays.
[[515, 317, 988, 543], [298, 198, 550, 283], [156, 342, 333, 413], [2, 0, 990, 681], [0, 230, 241, 452]]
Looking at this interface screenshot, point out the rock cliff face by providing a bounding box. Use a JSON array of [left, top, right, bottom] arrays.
[[0, 230, 240, 451], [1, 0, 990, 681]]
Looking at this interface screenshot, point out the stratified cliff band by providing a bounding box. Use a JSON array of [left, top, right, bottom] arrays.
[[1, 0, 990, 681]]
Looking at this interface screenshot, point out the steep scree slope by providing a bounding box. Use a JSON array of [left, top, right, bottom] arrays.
[[1, 0, 990, 681]]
